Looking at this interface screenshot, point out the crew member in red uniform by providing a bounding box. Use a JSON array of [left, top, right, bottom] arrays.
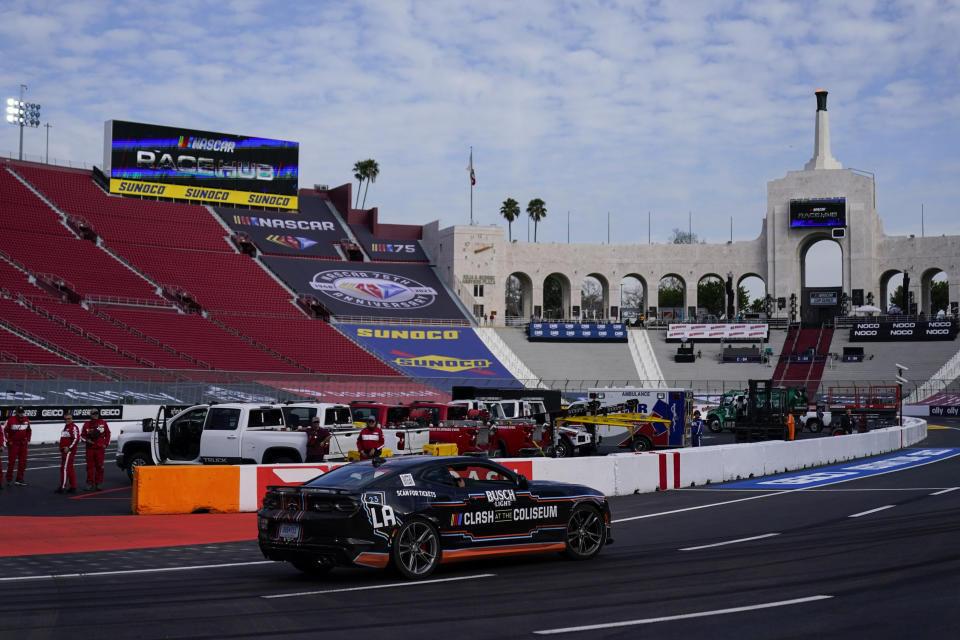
[[57, 412, 81, 494], [4, 407, 31, 486], [356, 416, 384, 459], [81, 409, 111, 491]]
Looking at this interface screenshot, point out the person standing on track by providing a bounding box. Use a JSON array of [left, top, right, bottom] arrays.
[[57, 412, 81, 494], [356, 416, 384, 459], [81, 409, 111, 491], [690, 410, 704, 447], [4, 406, 32, 486], [305, 416, 331, 463], [786, 412, 796, 441]]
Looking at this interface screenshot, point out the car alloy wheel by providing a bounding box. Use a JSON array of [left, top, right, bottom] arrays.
[[392, 518, 440, 579], [564, 505, 605, 560]]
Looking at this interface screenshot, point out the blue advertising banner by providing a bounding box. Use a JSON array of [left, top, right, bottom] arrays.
[[528, 322, 627, 342], [263, 257, 470, 321], [342, 324, 521, 390], [215, 195, 344, 258], [350, 224, 428, 262]]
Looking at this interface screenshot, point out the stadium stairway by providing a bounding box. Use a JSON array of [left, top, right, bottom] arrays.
[[773, 326, 834, 396], [627, 330, 665, 384]]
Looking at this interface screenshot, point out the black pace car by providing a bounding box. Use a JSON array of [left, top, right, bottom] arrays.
[[257, 456, 612, 579]]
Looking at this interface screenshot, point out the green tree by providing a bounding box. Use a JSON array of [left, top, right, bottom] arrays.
[[544, 275, 564, 318], [932, 279, 948, 313], [668, 228, 705, 244], [658, 276, 684, 308], [352, 160, 365, 208], [500, 198, 520, 242], [581, 278, 603, 319], [360, 158, 379, 209], [527, 198, 547, 242], [697, 279, 725, 316]]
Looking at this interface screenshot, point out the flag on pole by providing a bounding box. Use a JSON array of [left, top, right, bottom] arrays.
[[468, 149, 476, 186]]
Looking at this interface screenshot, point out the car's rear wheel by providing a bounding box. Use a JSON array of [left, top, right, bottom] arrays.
[[392, 518, 440, 579], [291, 557, 334, 576], [631, 435, 653, 452], [564, 504, 606, 560]]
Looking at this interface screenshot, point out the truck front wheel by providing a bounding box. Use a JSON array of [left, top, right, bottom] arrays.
[[631, 436, 653, 452], [807, 419, 822, 433], [708, 417, 723, 433], [554, 437, 573, 458]]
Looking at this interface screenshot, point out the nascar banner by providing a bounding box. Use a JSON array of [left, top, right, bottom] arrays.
[[528, 322, 627, 342], [342, 324, 521, 390], [350, 224, 428, 262], [666, 323, 769, 342], [214, 195, 344, 258], [104, 120, 298, 209], [263, 257, 470, 320]]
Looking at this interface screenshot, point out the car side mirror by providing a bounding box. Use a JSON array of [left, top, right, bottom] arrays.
[[517, 473, 529, 489], [142, 418, 154, 432]]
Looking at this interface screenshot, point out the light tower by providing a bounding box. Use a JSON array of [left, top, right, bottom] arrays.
[[6, 84, 41, 161]]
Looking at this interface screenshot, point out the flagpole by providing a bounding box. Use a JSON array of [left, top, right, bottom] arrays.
[[469, 146, 474, 226]]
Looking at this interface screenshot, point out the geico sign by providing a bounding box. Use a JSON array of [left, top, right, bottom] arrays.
[[42, 408, 64, 417]]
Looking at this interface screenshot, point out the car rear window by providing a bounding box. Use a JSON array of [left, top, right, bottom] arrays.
[[303, 463, 398, 488]]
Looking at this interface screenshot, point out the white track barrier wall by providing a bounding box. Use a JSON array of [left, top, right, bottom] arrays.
[[138, 418, 928, 514]]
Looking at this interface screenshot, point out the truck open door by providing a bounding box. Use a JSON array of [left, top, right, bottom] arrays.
[[150, 405, 171, 465]]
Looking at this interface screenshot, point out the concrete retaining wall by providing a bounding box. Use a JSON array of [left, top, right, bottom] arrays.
[[131, 418, 928, 515]]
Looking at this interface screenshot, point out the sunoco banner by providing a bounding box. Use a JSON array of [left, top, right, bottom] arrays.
[[849, 320, 957, 342], [263, 258, 469, 320], [667, 323, 769, 341], [342, 324, 520, 389]]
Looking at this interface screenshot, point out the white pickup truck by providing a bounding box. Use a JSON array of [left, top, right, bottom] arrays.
[[115, 402, 429, 480]]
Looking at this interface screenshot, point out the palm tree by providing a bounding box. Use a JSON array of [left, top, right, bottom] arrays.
[[352, 160, 365, 208], [500, 198, 520, 242], [527, 198, 547, 242], [360, 158, 379, 209]]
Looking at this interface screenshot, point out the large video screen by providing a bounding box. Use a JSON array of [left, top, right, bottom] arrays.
[[789, 197, 846, 228], [103, 120, 299, 209]]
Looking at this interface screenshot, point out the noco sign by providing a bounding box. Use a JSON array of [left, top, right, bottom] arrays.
[[849, 320, 958, 342], [103, 120, 299, 209]]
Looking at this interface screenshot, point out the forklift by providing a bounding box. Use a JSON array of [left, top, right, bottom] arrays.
[[733, 379, 791, 443]]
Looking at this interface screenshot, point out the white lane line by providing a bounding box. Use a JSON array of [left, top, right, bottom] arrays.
[[533, 595, 835, 634], [930, 487, 958, 496], [612, 490, 793, 523], [680, 533, 780, 551], [262, 573, 495, 599], [848, 505, 895, 518], [0, 561, 273, 582]]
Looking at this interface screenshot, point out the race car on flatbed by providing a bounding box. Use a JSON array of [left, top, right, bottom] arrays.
[[257, 456, 612, 579]]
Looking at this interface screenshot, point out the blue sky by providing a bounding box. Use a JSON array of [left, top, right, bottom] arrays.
[[2, 0, 959, 253]]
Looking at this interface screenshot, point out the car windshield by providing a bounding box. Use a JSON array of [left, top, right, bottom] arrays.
[[302, 462, 398, 488]]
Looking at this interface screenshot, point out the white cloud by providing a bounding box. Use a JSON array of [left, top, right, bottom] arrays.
[[0, 0, 957, 254]]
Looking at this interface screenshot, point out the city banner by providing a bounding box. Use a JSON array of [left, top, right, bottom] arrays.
[[103, 120, 299, 209], [528, 322, 627, 342], [342, 324, 521, 389], [262, 257, 470, 320]]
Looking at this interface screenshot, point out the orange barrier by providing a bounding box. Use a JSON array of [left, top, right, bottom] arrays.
[[133, 465, 240, 515]]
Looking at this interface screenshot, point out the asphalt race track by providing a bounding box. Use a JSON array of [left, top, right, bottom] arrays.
[[1, 423, 959, 639]]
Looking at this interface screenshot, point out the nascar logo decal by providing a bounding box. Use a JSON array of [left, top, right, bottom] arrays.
[[265, 235, 318, 250], [310, 270, 437, 309]]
